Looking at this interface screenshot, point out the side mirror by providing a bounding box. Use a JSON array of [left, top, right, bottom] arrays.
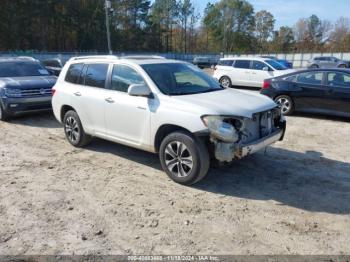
[[263, 66, 269, 71], [128, 84, 152, 97]]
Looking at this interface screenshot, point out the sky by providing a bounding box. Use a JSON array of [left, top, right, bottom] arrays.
[[194, 0, 350, 28]]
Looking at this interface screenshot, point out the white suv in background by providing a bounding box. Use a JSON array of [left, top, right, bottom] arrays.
[[52, 56, 286, 185], [213, 57, 295, 88]]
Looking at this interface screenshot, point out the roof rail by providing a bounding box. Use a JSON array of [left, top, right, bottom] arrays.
[[17, 56, 37, 61], [69, 55, 119, 61], [121, 55, 166, 60]]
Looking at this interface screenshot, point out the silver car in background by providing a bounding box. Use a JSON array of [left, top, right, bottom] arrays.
[[307, 56, 349, 69]]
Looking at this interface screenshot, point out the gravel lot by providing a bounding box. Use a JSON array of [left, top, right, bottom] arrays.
[[0, 95, 350, 255]]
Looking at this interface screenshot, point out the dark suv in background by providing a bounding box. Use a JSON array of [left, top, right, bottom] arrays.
[[41, 58, 66, 76], [0, 57, 57, 121]]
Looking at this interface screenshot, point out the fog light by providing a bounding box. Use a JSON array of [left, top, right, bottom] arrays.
[[10, 104, 19, 108]]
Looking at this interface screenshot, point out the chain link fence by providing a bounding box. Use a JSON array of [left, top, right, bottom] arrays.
[[1, 51, 350, 68]]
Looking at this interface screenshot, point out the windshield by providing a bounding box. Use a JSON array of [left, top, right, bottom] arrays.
[[141, 63, 223, 95], [0, 62, 50, 77], [265, 59, 287, 70]]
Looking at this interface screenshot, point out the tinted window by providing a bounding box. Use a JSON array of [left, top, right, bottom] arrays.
[[141, 63, 223, 95], [296, 72, 323, 85], [265, 59, 287, 70], [218, 60, 234, 66], [65, 63, 84, 84], [234, 60, 251, 69], [111, 65, 145, 92], [252, 61, 267, 70], [328, 72, 350, 88], [85, 64, 109, 88], [0, 62, 49, 77]]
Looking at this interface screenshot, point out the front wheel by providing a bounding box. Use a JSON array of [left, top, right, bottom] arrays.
[[0, 104, 9, 121], [63, 110, 92, 147], [338, 64, 347, 68], [159, 131, 210, 185], [219, 76, 232, 88], [275, 95, 294, 115]]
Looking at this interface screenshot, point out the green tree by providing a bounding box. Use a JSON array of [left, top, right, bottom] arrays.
[[255, 10, 275, 50], [203, 0, 255, 53]]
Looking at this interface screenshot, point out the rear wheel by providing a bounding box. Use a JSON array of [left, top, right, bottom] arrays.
[[219, 76, 232, 88], [338, 64, 347, 68], [63, 110, 92, 147], [309, 64, 319, 69], [0, 104, 9, 121], [159, 131, 210, 185], [275, 95, 294, 115]]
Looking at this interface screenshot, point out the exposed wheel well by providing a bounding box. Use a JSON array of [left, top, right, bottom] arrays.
[[60, 105, 75, 122], [154, 124, 192, 152]]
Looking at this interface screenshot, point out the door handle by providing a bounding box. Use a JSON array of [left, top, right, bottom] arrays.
[[105, 97, 115, 103], [74, 92, 82, 97]]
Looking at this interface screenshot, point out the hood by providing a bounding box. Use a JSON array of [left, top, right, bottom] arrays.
[[0, 76, 57, 89], [169, 88, 277, 118]]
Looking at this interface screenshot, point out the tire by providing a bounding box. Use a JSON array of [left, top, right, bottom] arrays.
[[274, 95, 294, 116], [309, 64, 319, 69], [338, 64, 347, 68], [63, 110, 92, 147], [0, 104, 9, 121], [159, 131, 210, 185], [219, 76, 232, 88]]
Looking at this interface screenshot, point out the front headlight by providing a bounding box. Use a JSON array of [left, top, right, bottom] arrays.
[[4, 88, 22, 98], [201, 115, 239, 143]]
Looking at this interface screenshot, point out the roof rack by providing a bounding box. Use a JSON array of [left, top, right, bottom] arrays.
[[69, 55, 119, 61], [121, 55, 166, 60]]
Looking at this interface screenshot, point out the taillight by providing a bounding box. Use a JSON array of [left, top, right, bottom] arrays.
[[51, 88, 56, 96], [262, 80, 270, 89]]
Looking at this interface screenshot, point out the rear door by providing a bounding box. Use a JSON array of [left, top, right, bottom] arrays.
[[77, 63, 110, 135], [231, 60, 252, 86], [292, 71, 334, 112], [326, 72, 350, 114]]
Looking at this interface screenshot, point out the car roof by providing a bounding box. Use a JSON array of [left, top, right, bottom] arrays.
[[0, 56, 38, 63], [220, 57, 271, 62]]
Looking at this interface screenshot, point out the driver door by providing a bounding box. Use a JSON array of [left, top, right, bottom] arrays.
[[104, 64, 152, 148], [250, 60, 274, 88]]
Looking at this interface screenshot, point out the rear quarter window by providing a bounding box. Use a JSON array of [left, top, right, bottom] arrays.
[[65, 63, 84, 84]]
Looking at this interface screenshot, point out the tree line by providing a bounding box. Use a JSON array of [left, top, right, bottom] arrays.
[[0, 0, 349, 53]]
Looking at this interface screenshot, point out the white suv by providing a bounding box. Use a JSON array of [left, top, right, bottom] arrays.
[[52, 56, 286, 185], [213, 57, 295, 88]]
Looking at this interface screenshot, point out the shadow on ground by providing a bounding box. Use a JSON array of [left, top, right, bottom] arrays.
[[86, 138, 350, 215], [8, 111, 61, 128]]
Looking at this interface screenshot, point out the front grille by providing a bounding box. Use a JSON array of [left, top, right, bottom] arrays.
[[241, 108, 279, 144], [20, 88, 52, 97]]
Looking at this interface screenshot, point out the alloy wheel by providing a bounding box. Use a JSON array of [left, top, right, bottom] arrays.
[[276, 97, 291, 114], [220, 77, 231, 88], [65, 116, 80, 143], [164, 141, 194, 178]]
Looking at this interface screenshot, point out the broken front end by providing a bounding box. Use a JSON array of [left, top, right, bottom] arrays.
[[201, 107, 286, 162]]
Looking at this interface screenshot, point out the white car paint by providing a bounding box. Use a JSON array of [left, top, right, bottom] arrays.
[[213, 57, 295, 88], [52, 56, 282, 154]]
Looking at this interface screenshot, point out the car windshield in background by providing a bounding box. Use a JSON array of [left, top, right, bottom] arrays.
[[142, 63, 223, 95], [265, 59, 287, 70], [0, 62, 50, 77]]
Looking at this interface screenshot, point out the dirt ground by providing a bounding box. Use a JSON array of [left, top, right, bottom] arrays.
[[0, 108, 350, 255]]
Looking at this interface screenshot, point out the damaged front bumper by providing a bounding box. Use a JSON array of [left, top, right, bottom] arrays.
[[214, 121, 286, 162]]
